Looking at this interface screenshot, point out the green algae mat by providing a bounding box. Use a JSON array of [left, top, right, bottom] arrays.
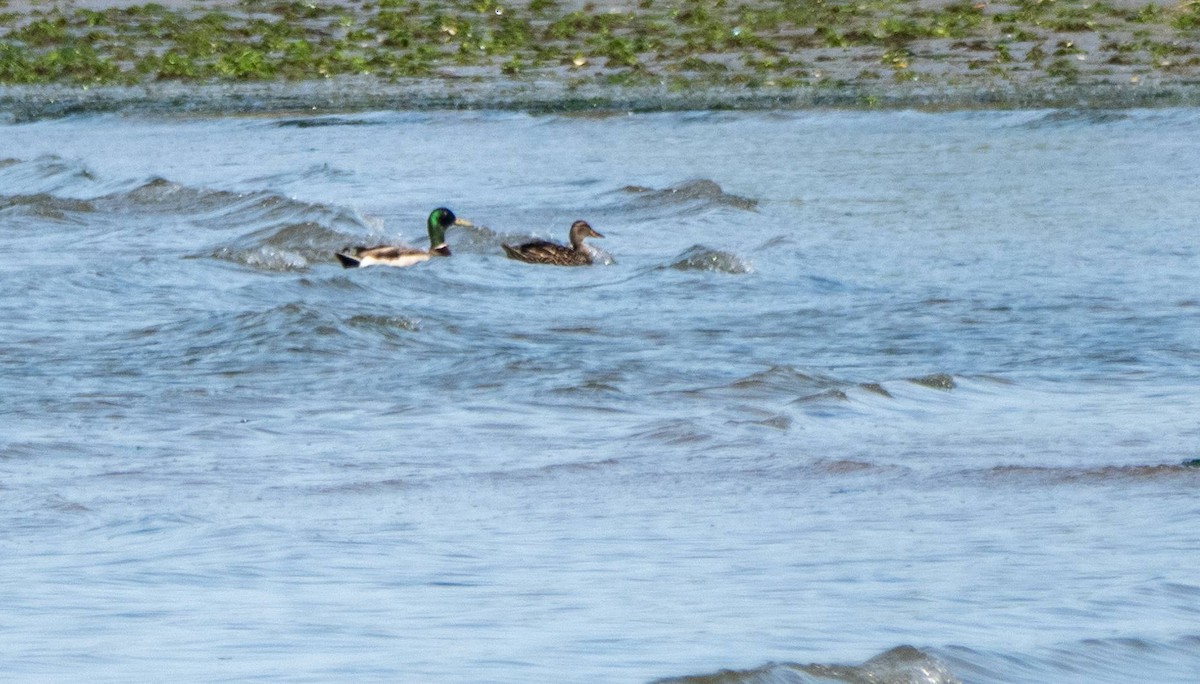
[[3, 0, 1200, 110]]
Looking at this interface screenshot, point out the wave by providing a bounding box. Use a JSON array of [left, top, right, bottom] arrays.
[[646, 368, 1006, 431], [2, 161, 757, 274], [100, 177, 373, 271], [658, 636, 1200, 684], [0, 193, 96, 223], [809, 458, 909, 477], [977, 461, 1200, 484], [1016, 109, 1132, 129], [462, 457, 624, 487], [447, 220, 511, 252], [908, 373, 956, 390], [109, 177, 374, 270], [173, 302, 350, 365], [619, 179, 758, 212], [683, 366, 913, 404], [728, 366, 840, 396], [176, 181, 376, 271], [667, 245, 752, 274], [0, 155, 98, 195], [312, 478, 415, 495], [343, 313, 421, 334], [0, 158, 380, 271], [631, 417, 714, 446], [209, 220, 363, 272], [940, 636, 1200, 684], [122, 300, 423, 378], [243, 162, 355, 188], [98, 177, 365, 229], [274, 116, 386, 128], [654, 645, 960, 684]]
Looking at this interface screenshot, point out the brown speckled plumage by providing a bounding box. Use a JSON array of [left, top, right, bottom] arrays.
[[502, 220, 605, 266]]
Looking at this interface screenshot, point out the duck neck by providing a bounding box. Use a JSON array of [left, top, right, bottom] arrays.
[[427, 219, 447, 252]]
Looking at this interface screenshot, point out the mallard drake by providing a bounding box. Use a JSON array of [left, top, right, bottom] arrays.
[[501, 220, 605, 266], [336, 207, 471, 268]]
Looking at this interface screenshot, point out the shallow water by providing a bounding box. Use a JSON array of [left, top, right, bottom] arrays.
[[2, 108, 1199, 683]]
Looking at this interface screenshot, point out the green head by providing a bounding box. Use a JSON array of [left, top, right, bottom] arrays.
[[426, 207, 470, 253]]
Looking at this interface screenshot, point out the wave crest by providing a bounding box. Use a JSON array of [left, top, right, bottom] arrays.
[[0, 193, 96, 222], [669, 245, 752, 274], [654, 645, 960, 684], [0, 155, 97, 195], [982, 461, 1200, 484], [622, 179, 758, 212], [210, 219, 363, 272]]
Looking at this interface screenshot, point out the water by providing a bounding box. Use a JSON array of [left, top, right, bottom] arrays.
[[2, 107, 1199, 683]]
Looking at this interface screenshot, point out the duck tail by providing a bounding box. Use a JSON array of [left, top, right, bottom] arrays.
[[501, 244, 523, 261], [335, 252, 361, 269]]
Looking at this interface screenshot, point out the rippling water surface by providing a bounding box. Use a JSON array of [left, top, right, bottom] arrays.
[[2, 108, 1199, 683]]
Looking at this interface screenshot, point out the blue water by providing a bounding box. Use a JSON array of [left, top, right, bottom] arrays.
[[2, 107, 1199, 682]]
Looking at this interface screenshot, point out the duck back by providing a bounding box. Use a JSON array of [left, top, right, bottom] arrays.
[[502, 240, 591, 266]]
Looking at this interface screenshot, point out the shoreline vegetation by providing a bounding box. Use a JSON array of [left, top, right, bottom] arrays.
[[3, 0, 1200, 117]]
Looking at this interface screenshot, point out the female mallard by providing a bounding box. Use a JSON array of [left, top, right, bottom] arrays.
[[501, 220, 605, 266], [336, 207, 470, 268]]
